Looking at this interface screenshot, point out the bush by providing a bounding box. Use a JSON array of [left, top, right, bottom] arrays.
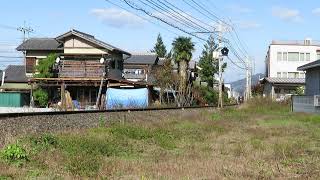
[[33, 88, 48, 107], [1, 143, 28, 163]]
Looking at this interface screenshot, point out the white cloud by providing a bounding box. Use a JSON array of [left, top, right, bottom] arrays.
[[312, 8, 320, 15], [272, 7, 303, 22], [236, 21, 262, 29], [90, 8, 146, 28], [227, 4, 253, 14]]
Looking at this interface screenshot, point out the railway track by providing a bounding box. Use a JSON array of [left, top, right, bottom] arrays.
[[0, 104, 237, 118]]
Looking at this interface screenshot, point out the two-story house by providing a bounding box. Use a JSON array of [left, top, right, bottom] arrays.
[[16, 29, 149, 109], [261, 39, 320, 100]]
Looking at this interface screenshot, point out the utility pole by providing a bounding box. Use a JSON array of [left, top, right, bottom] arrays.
[[17, 21, 34, 107], [245, 56, 252, 101], [217, 22, 223, 108], [17, 21, 33, 42]]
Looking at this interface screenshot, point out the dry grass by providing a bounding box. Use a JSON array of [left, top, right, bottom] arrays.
[[0, 98, 320, 179]]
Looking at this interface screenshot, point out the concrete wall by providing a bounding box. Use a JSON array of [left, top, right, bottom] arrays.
[[267, 44, 320, 77], [305, 68, 320, 96], [0, 108, 214, 147]]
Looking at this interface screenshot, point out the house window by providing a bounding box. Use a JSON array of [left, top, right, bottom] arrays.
[[288, 52, 299, 61], [283, 52, 287, 61], [306, 53, 311, 61], [26, 57, 36, 73], [277, 72, 281, 78], [282, 72, 287, 78], [277, 52, 282, 61], [300, 53, 305, 61], [288, 72, 294, 78], [288, 72, 297, 78], [299, 72, 305, 78], [317, 51, 320, 60]]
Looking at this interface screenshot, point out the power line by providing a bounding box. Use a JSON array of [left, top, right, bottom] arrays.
[[0, 55, 23, 58], [158, 0, 214, 32], [105, 0, 181, 38], [138, 0, 209, 33], [122, 0, 207, 41], [0, 24, 17, 31]]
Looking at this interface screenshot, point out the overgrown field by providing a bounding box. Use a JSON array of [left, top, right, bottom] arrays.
[[1, 99, 320, 179]]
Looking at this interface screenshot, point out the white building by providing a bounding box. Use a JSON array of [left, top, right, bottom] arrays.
[[262, 39, 320, 100]]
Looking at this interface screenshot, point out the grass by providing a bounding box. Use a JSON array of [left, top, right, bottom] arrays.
[[0, 98, 320, 179]]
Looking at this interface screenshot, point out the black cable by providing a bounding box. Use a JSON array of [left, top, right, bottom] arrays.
[[105, 0, 181, 37], [138, 0, 207, 33], [122, 0, 207, 41]]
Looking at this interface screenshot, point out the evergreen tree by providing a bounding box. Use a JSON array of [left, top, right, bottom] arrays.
[[198, 35, 227, 88], [152, 33, 167, 57]]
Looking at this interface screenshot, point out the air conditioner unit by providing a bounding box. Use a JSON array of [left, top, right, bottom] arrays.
[[314, 95, 320, 106]]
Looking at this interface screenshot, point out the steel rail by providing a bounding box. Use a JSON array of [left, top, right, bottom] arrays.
[[0, 104, 237, 118]]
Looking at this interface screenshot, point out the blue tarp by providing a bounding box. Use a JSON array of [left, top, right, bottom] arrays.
[[106, 88, 148, 109]]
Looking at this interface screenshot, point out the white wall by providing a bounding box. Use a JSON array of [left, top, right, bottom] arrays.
[[64, 36, 109, 55], [268, 44, 320, 78]]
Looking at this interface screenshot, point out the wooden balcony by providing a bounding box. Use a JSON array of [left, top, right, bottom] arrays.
[[58, 60, 105, 78]]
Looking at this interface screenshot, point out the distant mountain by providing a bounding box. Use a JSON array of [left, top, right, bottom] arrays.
[[229, 73, 264, 95]]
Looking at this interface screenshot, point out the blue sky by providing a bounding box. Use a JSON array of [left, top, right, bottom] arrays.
[[0, 0, 320, 82]]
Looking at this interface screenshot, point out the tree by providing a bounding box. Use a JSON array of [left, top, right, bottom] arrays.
[[34, 53, 57, 78], [33, 53, 57, 107], [151, 33, 167, 58], [154, 58, 174, 104], [172, 36, 195, 106], [198, 35, 226, 88]]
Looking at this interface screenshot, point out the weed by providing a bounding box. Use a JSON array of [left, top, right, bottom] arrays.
[[250, 138, 264, 150], [1, 143, 28, 164], [30, 133, 58, 150], [98, 115, 106, 127], [110, 124, 152, 140], [65, 154, 101, 177]]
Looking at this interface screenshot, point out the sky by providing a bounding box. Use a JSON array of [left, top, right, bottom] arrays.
[[0, 0, 320, 82]]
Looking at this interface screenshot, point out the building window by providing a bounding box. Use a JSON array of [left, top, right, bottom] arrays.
[[300, 53, 305, 61], [288, 72, 299, 78], [283, 52, 287, 61], [288, 52, 299, 61], [306, 53, 311, 61], [282, 72, 287, 78], [299, 72, 305, 78], [277, 52, 282, 61], [277, 72, 281, 78], [26, 57, 36, 73], [317, 51, 320, 60]]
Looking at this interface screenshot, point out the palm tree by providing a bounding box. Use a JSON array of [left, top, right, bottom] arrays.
[[172, 36, 195, 105]]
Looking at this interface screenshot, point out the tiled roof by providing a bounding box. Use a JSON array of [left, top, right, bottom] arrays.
[[125, 54, 159, 65], [16, 38, 63, 51], [260, 77, 305, 84], [56, 29, 131, 55], [297, 59, 320, 71], [4, 65, 28, 83], [16, 29, 131, 55]]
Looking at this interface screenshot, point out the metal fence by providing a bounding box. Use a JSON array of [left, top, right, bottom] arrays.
[[292, 95, 320, 114]]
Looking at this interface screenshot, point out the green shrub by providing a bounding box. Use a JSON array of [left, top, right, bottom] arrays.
[[1, 143, 28, 163], [33, 88, 48, 107]]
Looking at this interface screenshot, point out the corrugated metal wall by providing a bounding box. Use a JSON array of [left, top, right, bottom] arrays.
[[292, 95, 320, 114], [0, 92, 29, 107]]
